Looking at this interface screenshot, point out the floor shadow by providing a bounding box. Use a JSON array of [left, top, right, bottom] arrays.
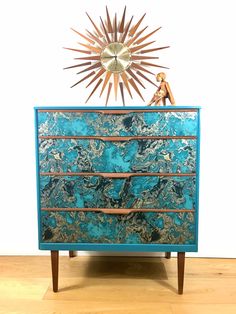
[[44, 256, 177, 299], [50, 255, 172, 293], [82, 256, 168, 280], [155, 278, 178, 294]]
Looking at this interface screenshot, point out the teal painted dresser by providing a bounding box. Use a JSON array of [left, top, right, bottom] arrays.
[[34, 106, 200, 294]]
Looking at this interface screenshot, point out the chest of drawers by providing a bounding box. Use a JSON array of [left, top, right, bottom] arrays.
[[34, 106, 200, 294]]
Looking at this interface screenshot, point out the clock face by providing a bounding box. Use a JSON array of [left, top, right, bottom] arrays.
[[101, 43, 131, 73], [64, 6, 169, 105]]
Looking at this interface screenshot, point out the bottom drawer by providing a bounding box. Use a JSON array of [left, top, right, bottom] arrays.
[[41, 211, 195, 245]]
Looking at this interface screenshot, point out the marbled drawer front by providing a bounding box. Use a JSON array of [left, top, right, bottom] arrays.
[[41, 211, 195, 244], [39, 138, 196, 173], [38, 111, 198, 136], [40, 175, 195, 209]]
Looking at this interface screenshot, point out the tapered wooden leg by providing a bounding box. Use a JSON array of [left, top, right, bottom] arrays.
[[177, 252, 185, 294], [165, 252, 171, 259], [69, 250, 76, 258], [51, 250, 59, 292]]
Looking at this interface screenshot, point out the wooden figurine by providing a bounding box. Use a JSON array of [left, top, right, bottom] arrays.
[[147, 72, 175, 106]]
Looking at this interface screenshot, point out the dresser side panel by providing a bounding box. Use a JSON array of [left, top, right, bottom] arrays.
[[34, 109, 42, 248], [195, 109, 201, 250]]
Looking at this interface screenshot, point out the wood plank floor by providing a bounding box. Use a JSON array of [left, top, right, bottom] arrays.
[[0, 256, 236, 314]]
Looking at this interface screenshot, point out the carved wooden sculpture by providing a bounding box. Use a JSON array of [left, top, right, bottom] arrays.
[[147, 72, 175, 106]]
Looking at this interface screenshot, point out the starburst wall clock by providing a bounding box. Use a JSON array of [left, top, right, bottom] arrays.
[[64, 6, 170, 106]]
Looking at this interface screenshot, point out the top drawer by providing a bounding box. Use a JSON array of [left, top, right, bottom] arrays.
[[37, 109, 198, 137]]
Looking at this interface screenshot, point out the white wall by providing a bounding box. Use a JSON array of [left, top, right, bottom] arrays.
[[0, 0, 235, 257]]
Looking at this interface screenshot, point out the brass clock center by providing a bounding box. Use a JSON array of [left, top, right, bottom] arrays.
[[100, 42, 132, 73]]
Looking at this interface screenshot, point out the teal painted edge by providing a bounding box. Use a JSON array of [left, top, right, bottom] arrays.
[[39, 243, 197, 252], [34, 105, 201, 110], [34, 109, 42, 249], [195, 108, 201, 251]]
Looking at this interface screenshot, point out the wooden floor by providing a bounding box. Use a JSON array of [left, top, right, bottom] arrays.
[[0, 256, 236, 314]]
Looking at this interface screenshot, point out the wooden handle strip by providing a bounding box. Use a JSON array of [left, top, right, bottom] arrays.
[[40, 172, 196, 178], [38, 109, 198, 113], [41, 207, 195, 214], [101, 208, 133, 214], [98, 110, 134, 114], [39, 135, 197, 140], [100, 136, 133, 141], [100, 208, 194, 215]]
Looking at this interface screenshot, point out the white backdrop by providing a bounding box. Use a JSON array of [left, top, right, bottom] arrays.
[[0, 0, 235, 257]]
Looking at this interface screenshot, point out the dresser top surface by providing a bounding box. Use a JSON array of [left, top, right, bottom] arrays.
[[34, 106, 201, 110]]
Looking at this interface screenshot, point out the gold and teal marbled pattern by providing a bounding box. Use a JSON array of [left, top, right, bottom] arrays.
[[39, 139, 196, 173], [38, 111, 198, 136], [40, 175, 195, 209], [41, 211, 195, 244]]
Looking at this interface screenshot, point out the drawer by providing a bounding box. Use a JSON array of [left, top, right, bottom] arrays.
[[39, 138, 196, 173], [40, 175, 196, 209], [41, 210, 195, 244], [37, 110, 198, 136]]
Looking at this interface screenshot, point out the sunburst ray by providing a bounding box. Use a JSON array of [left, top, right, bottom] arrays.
[[86, 68, 106, 88], [140, 45, 170, 54], [106, 6, 113, 33], [126, 68, 146, 89], [70, 71, 95, 88], [120, 16, 133, 42], [134, 27, 161, 45], [136, 70, 158, 87], [118, 6, 126, 33], [131, 56, 159, 61], [128, 78, 145, 101], [113, 73, 119, 100], [74, 56, 100, 61], [100, 72, 112, 97], [130, 41, 155, 53], [119, 82, 125, 106], [86, 30, 106, 47], [85, 78, 103, 103], [100, 17, 111, 43], [113, 14, 118, 42], [141, 61, 170, 69], [63, 47, 91, 54], [105, 82, 112, 106], [70, 28, 95, 44], [129, 13, 146, 37], [77, 42, 102, 53], [64, 62, 91, 70], [86, 12, 103, 37], [126, 26, 148, 47], [77, 62, 101, 74], [131, 63, 155, 75], [121, 72, 133, 99]]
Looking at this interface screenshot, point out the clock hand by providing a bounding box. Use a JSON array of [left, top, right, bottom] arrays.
[[114, 57, 117, 69], [102, 56, 115, 59]]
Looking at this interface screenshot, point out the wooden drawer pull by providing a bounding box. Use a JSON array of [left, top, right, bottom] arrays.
[[41, 207, 195, 213], [99, 136, 133, 142], [40, 172, 196, 178], [97, 173, 133, 178], [97, 208, 195, 214], [96, 110, 135, 115], [100, 208, 133, 214]]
